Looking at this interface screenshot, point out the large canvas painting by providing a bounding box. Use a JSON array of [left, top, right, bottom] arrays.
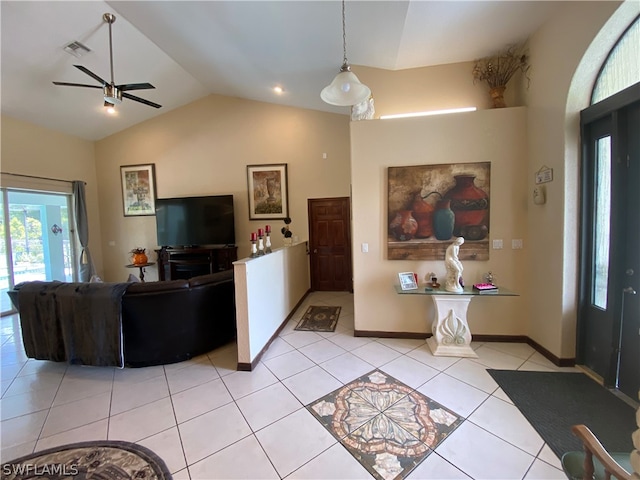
[[388, 162, 490, 260]]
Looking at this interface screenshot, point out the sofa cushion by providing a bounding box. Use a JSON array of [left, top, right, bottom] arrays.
[[127, 274, 140, 283], [125, 279, 189, 294], [189, 270, 233, 288]]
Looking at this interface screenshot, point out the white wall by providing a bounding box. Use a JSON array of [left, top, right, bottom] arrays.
[[234, 242, 310, 366], [350, 108, 528, 337]]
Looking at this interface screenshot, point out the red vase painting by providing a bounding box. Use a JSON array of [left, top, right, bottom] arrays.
[[389, 210, 418, 241], [443, 175, 489, 237]]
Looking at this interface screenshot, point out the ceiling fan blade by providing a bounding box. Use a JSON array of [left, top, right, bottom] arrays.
[[122, 92, 162, 109], [73, 65, 107, 85], [117, 83, 155, 92], [53, 82, 102, 89]]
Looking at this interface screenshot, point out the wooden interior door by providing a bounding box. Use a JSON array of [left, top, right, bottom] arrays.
[[308, 197, 352, 291]]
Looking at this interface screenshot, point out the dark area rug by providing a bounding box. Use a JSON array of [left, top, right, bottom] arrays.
[[295, 305, 341, 332], [488, 370, 636, 459], [1, 440, 172, 480]]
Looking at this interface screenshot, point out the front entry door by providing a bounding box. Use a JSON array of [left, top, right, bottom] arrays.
[[308, 197, 352, 291], [579, 91, 639, 400]]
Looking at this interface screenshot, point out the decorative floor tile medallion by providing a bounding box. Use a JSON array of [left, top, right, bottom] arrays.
[[307, 369, 463, 480]]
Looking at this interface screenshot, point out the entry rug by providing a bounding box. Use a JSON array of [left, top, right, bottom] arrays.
[[488, 370, 636, 459], [308, 369, 463, 480], [294, 305, 341, 332], [1, 440, 172, 480]]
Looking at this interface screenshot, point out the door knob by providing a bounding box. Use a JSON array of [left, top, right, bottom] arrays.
[[623, 287, 637, 294], [313, 249, 318, 254]]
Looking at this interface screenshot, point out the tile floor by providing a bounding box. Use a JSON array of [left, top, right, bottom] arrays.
[[0, 291, 579, 479]]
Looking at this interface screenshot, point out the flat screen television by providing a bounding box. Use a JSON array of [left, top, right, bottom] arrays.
[[155, 195, 235, 247]]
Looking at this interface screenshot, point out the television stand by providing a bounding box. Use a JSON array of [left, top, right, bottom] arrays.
[[156, 246, 238, 281]]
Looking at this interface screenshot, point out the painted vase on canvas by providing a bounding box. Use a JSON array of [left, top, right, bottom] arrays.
[[389, 210, 418, 241], [443, 175, 489, 236], [432, 199, 455, 240]]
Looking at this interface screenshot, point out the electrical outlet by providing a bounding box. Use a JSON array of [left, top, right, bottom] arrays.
[[512, 239, 523, 249], [492, 239, 503, 249]]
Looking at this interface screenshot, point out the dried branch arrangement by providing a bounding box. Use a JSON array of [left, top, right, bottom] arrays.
[[472, 44, 530, 88]]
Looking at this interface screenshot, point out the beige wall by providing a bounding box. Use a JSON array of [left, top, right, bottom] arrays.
[[94, 94, 351, 282], [525, 0, 630, 357], [3, 0, 633, 361], [0, 115, 103, 276], [350, 108, 529, 336], [356, 61, 527, 118]]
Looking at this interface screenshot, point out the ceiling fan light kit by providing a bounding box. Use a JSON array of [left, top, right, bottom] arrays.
[[321, 0, 371, 107], [52, 13, 161, 110], [103, 84, 122, 105]]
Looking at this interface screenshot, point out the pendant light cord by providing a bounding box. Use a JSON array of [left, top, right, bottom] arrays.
[[342, 0, 348, 65]]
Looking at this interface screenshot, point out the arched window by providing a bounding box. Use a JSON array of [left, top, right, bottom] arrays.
[[591, 15, 639, 104]]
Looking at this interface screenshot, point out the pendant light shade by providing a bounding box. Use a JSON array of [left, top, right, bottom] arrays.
[[321, 63, 371, 106], [321, 1, 371, 107]]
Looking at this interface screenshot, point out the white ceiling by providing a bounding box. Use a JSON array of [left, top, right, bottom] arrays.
[[1, 1, 563, 141]]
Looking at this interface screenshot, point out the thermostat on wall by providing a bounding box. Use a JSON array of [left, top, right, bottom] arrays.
[[535, 166, 553, 184]]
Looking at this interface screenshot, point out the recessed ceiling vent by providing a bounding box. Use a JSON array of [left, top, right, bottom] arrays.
[[63, 41, 91, 58]]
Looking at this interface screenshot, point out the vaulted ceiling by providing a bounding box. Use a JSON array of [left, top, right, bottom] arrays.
[[1, 1, 563, 141]]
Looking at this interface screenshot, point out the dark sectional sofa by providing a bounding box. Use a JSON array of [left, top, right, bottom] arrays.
[[8, 269, 236, 367]]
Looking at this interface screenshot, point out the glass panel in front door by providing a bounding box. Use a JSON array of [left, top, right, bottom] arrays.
[[592, 135, 612, 310]]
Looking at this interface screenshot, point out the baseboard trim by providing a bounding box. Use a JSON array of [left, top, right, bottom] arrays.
[[354, 330, 429, 339], [237, 289, 311, 371], [353, 330, 575, 367], [526, 337, 576, 367], [473, 334, 529, 343]]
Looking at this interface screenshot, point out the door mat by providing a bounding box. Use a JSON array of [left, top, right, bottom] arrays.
[[488, 370, 636, 459], [294, 305, 341, 332]]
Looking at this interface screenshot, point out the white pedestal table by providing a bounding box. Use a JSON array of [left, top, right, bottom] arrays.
[[395, 285, 518, 358]]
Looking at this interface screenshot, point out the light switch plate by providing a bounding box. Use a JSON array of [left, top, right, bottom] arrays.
[[362, 243, 369, 253], [512, 239, 523, 249], [492, 239, 503, 249]]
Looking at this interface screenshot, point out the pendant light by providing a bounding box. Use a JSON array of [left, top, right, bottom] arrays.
[[321, 0, 371, 106]]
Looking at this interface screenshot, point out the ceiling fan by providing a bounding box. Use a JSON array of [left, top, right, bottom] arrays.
[[53, 13, 161, 109]]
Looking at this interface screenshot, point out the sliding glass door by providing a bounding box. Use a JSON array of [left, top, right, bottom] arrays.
[[0, 188, 76, 315]]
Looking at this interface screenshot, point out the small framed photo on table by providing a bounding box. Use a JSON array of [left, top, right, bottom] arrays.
[[398, 272, 418, 290]]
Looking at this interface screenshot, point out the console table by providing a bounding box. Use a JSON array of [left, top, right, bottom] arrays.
[[395, 285, 518, 358], [156, 246, 237, 280]]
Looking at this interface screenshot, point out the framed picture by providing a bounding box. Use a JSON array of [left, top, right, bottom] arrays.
[[247, 164, 289, 220], [388, 162, 490, 261], [398, 272, 419, 290], [120, 164, 157, 216]]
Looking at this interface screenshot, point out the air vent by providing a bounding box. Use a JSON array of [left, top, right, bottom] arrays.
[[63, 41, 91, 58]]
